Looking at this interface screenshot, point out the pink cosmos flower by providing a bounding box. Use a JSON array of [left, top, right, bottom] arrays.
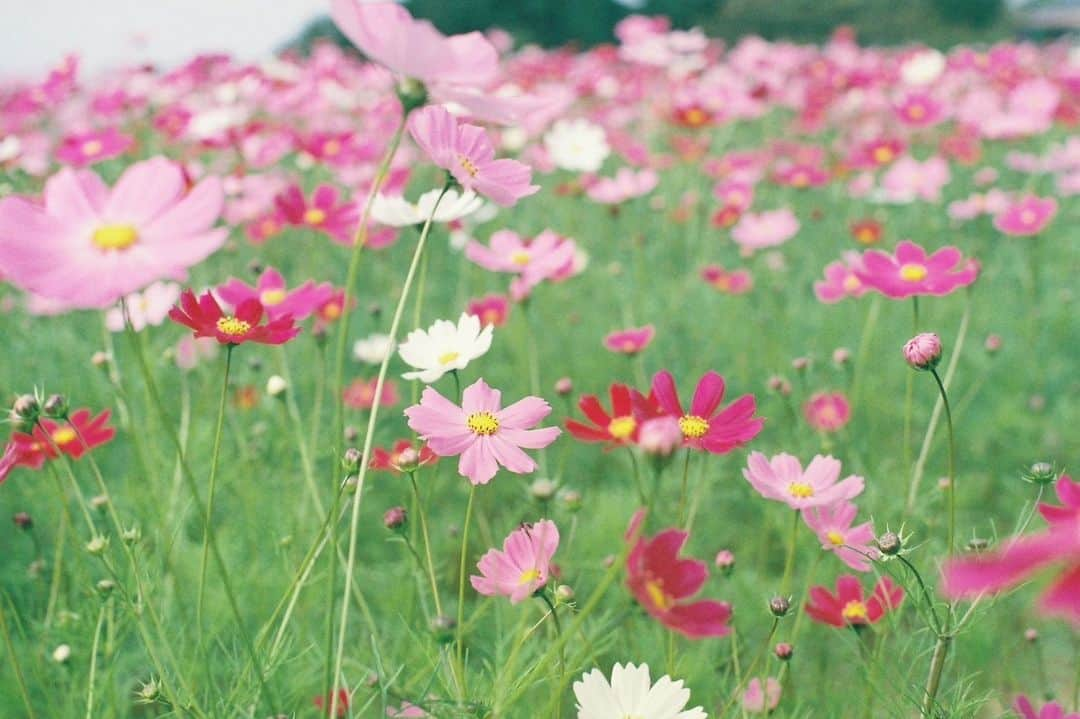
[[894, 93, 946, 128], [803, 392, 851, 433], [742, 677, 781, 714], [104, 281, 181, 333], [465, 229, 576, 300], [387, 702, 428, 718], [650, 370, 763, 454], [625, 510, 732, 639], [814, 253, 869, 303], [773, 164, 829, 189], [848, 138, 906, 170], [712, 180, 755, 211], [404, 378, 561, 485], [1014, 696, 1080, 719], [941, 474, 1080, 625], [55, 127, 134, 168], [742, 452, 864, 510], [275, 184, 358, 246], [880, 156, 950, 203], [466, 294, 510, 327], [854, 240, 978, 299], [471, 519, 559, 603], [407, 105, 538, 207], [603, 325, 655, 355], [731, 209, 799, 252], [993, 196, 1058, 236], [701, 265, 753, 295], [343, 377, 400, 410], [585, 168, 659, 204], [803, 502, 878, 571], [0, 157, 226, 309], [217, 267, 335, 322]]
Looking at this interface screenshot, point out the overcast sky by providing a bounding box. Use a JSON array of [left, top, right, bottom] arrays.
[[0, 0, 329, 81]]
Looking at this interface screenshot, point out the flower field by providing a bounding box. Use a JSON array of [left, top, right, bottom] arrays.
[[0, 3, 1078, 717]]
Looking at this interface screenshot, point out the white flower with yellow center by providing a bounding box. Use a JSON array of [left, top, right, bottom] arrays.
[[574, 663, 707, 719], [398, 313, 493, 384], [371, 188, 487, 228], [544, 118, 610, 173]]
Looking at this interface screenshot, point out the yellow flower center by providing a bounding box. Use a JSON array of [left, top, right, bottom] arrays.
[[645, 579, 672, 610], [518, 568, 541, 585], [81, 139, 103, 156], [511, 251, 531, 266], [303, 208, 327, 225], [791, 171, 809, 187], [678, 415, 709, 439], [683, 108, 708, 126], [842, 600, 868, 622], [92, 224, 138, 251], [1019, 209, 1036, 225], [466, 411, 499, 436], [323, 139, 341, 156], [438, 351, 460, 366], [788, 482, 814, 499], [216, 316, 252, 337], [899, 263, 928, 282], [459, 155, 480, 178], [842, 274, 861, 292], [52, 427, 77, 446], [607, 415, 637, 440], [908, 104, 926, 119], [826, 531, 845, 546], [856, 228, 876, 244], [872, 146, 894, 164], [260, 289, 286, 306], [321, 302, 341, 320]]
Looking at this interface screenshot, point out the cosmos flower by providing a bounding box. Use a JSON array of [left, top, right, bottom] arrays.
[[854, 240, 978, 299], [573, 663, 706, 719], [585, 168, 658, 204], [369, 439, 437, 474], [404, 378, 560, 485], [0, 157, 226, 309], [343, 377, 400, 410], [743, 452, 864, 510], [275, 184, 358, 246], [1013, 696, 1080, 719], [371, 188, 486, 228], [104, 281, 181, 333], [470, 519, 559, 603], [216, 267, 335, 322], [465, 229, 577, 300], [565, 383, 655, 447], [168, 289, 300, 346], [993, 196, 1058, 236], [650, 370, 763, 454], [803, 502, 878, 571], [805, 575, 904, 628], [466, 294, 510, 327], [742, 677, 782, 714], [11, 409, 116, 469], [731, 209, 800, 251], [544, 118, 610, 173], [814, 252, 869, 303], [802, 392, 851, 433], [54, 127, 134, 167], [701, 265, 753, 294], [353, 333, 395, 365], [603, 325, 655, 355], [397, 312, 493, 384]]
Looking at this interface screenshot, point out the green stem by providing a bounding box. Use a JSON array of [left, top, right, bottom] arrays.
[[897, 555, 943, 636], [44, 510, 68, 627], [410, 473, 444, 616], [718, 618, 780, 718], [780, 509, 799, 596], [198, 344, 234, 634], [85, 601, 107, 719], [921, 634, 952, 717], [930, 368, 957, 555], [677, 450, 692, 526], [0, 593, 37, 719], [455, 484, 477, 699]]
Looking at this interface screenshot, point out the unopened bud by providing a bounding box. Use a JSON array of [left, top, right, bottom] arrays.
[[96, 578, 116, 595], [555, 584, 574, 602], [86, 536, 109, 555], [832, 347, 851, 365], [1023, 462, 1057, 486], [266, 375, 287, 397], [396, 77, 429, 114], [1024, 628, 1038, 642], [135, 678, 162, 704], [558, 489, 582, 512], [394, 447, 420, 472], [903, 333, 942, 371], [12, 394, 39, 422], [12, 512, 32, 530], [967, 537, 990, 553], [791, 357, 810, 372], [342, 447, 362, 473], [876, 531, 902, 556], [984, 334, 1002, 354], [774, 642, 794, 661], [122, 527, 141, 545], [767, 375, 791, 396], [90, 495, 109, 511], [91, 351, 111, 368], [715, 550, 735, 575], [430, 614, 456, 644], [383, 506, 407, 530], [42, 394, 68, 419], [344, 425, 359, 443], [530, 478, 558, 501], [52, 644, 72, 663], [768, 596, 791, 617], [554, 377, 573, 396]]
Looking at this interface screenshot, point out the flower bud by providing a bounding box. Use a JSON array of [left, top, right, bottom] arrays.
[[530, 478, 558, 502], [967, 537, 989, 553], [558, 489, 582, 512], [96, 578, 116, 595], [52, 644, 71, 663], [876, 531, 902, 556], [638, 416, 681, 456], [715, 550, 735, 576], [12, 512, 32, 530], [903, 333, 942, 371], [396, 77, 429, 115], [554, 377, 573, 396], [1023, 462, 1057, 486], [430, 614, 456, 644], [791, 356, 810, 372], [383, 506, 407, 531], [135, 678, 162, 704], [342, 447, 362, 473], [86, 536, 109, 555], [984, 334, 1002, 354], [91, 351, 111, 369], [11, 394, 39, 424], [90, 495, 109, 511], [832, 347, 851, 365], [555, 584, 575, 603], [343, 425, 359, 443], [122, 527, 141, 545], [766, 375, 791, 396], [42, 394, 68, 419], [768, 596, 791, 617], [1024, 628, 1038, 642], [394, 447, 420, 473], [266, 375, 287, 397], [774, 642, 794, 661]]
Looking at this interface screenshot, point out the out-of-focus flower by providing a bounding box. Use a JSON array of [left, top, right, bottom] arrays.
[[803, 502, 878, 571], [104, 281, 181, 333], [371, 188, 486, 227], [803, 392, 851, 432], [993, 196, 1058, 236], [603, 325, 655, 355], [217, 267, 334, 322], [544, 118, 610, 173]]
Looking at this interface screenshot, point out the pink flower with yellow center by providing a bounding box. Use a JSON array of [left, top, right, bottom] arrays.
[[275, 184, 359, 246], [650, 370, 763, 454], [0, 157, 226, 309], [470, 519, 559, 603], [603, 325, 655, 355], [55, 127, 134, 168], [404, 378, 560, 485], [993, 196, 1058, 236], [802, 501, 878, 571], [805, 575, 904, 628], [742, 452, 864, 510], [217, 267, 335, 322], [168, 289, 300, 346], [854, 240, 978, 299], [700, 265, 753, 295], [802, 391, 851, 433], [466, 294, 510, 328], [814, 252, 869, 303]]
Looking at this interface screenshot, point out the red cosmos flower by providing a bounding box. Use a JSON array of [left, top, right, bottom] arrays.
[[466, 294, 510, 328], [650, 370, 763, 454], [849, 218, 883, 245], [11, 409, 117, 469], [625, 510, 732, 639], [565, 383, 657, 448], [370, 439, 438, 473], [168, 290, 300, 345], [275, 184, 358, 246], [313, 688, 349, 717], [805, 574, 904, 628]]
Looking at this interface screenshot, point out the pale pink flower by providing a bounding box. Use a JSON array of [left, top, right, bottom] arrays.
[[802, 392, 851, 432], [586, 168, 659, 204], [55, 127, 134, 168], [743, 452, 864, 510], [731, 209, 799, 251], [803, 502, 878, 571], [603, 325, 655, 355], [407, 105, 538, 207], [993, 196, 1058, 236], [404, 378, 561, 485], [742, 677, 781, 714], [465, 229, 576, 299], [470, 519, 559, 603], [216, 267, 335, 322], [104, 281, 181, 333], [0, 157, 226, 309], [880, 156, 950, 203]]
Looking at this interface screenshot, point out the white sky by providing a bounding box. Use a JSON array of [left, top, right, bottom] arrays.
[[0, 0, 330, 81]]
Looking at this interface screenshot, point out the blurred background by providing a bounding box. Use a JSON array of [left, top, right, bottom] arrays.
[[3, 0, 1077, 78]]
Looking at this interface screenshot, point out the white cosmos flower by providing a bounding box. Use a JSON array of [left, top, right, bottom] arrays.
[[353, 333, 395, 365], [398, 313, 493, 383], [544, 118, 610, 173], [573, 663, 707, 719], [105, 282, 181, 333], [371, 188, 487, 228]]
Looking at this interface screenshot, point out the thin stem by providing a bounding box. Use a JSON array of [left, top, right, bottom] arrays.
[[921, 634, 952, 717], [0, 593, 37, 719], [198, 344, 234, 633], [930, 368, 957, 555], [779, 509, 799, 596], [328, 182, 451, 718], [626, 447, 646, 506], [677, 450, 692, 526], [85, 601, 107, 719], [850, 296, 881, 413], [44, 510, 68, 627], [718, 618, 780, 717], [897, 555, 943, 635], [455, 484, 477, 699], [539, 592, 565, 719], [409, 472, 444, 616]]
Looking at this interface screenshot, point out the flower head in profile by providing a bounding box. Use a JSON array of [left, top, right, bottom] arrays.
[[370, 439, 437, 474], [407, 105, 539, 207], [404, 378, 560, 485], [586, 167, 658, 204], [742, 677, 782, 714], [565, 383, 656, 448], [806, 575, 904, 628], [650, 370, 763, 454], [168, 289, 300, 346], [398, 312, 493, 384], [993, 196, 1058, 236], [803, 502, 878, 571], [11, 409, 116, 470], [942, 474, 1080, 625], [603, 325, 655, 355], [573, 663, 706, 719], [217, 267, 335, 322], [104, 281, 181, 333], [0, 157, 226, 309], [731, 208, 799, 252], [743, 452, 864, 510], [353, 334, 395, 365], [855, 240, 978, 299], [625, 510, 733, 639], [471, 519, 559, 603], [1014, 696, 1080, 719], [371, 188, 486, 228]]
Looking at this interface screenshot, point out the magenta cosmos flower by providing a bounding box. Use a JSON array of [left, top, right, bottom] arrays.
[[814, 252, 869, 304], [603, 325, 655, 355], [55, 127, 134, 168], [217, 267, 335, 322], [854, 240, 978, 299], [275, 184, 358, 246], [407, 105, 539, 207], [0, 157, 226, 309], [806, 575, 904, 628], [743, 452, 864, 510], [169, 289, 300, 346], [802, 392, 851, 433], [941, 474, 1080, 625], [471, 519, 559, 603], [1014, 696, 1080, 719], [650, 370, 763, 454], [802, 501, 878, 571], [993, 196, 1058, 236], [404, 378, 561, 485]]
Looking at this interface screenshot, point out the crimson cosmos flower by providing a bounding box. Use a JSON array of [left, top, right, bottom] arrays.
[[370, 439, 438, 474], [565, 383, 658, 448], [168, 289, 300, 345], [10, 409, 116, 469], [805, 574, 904, 628]]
